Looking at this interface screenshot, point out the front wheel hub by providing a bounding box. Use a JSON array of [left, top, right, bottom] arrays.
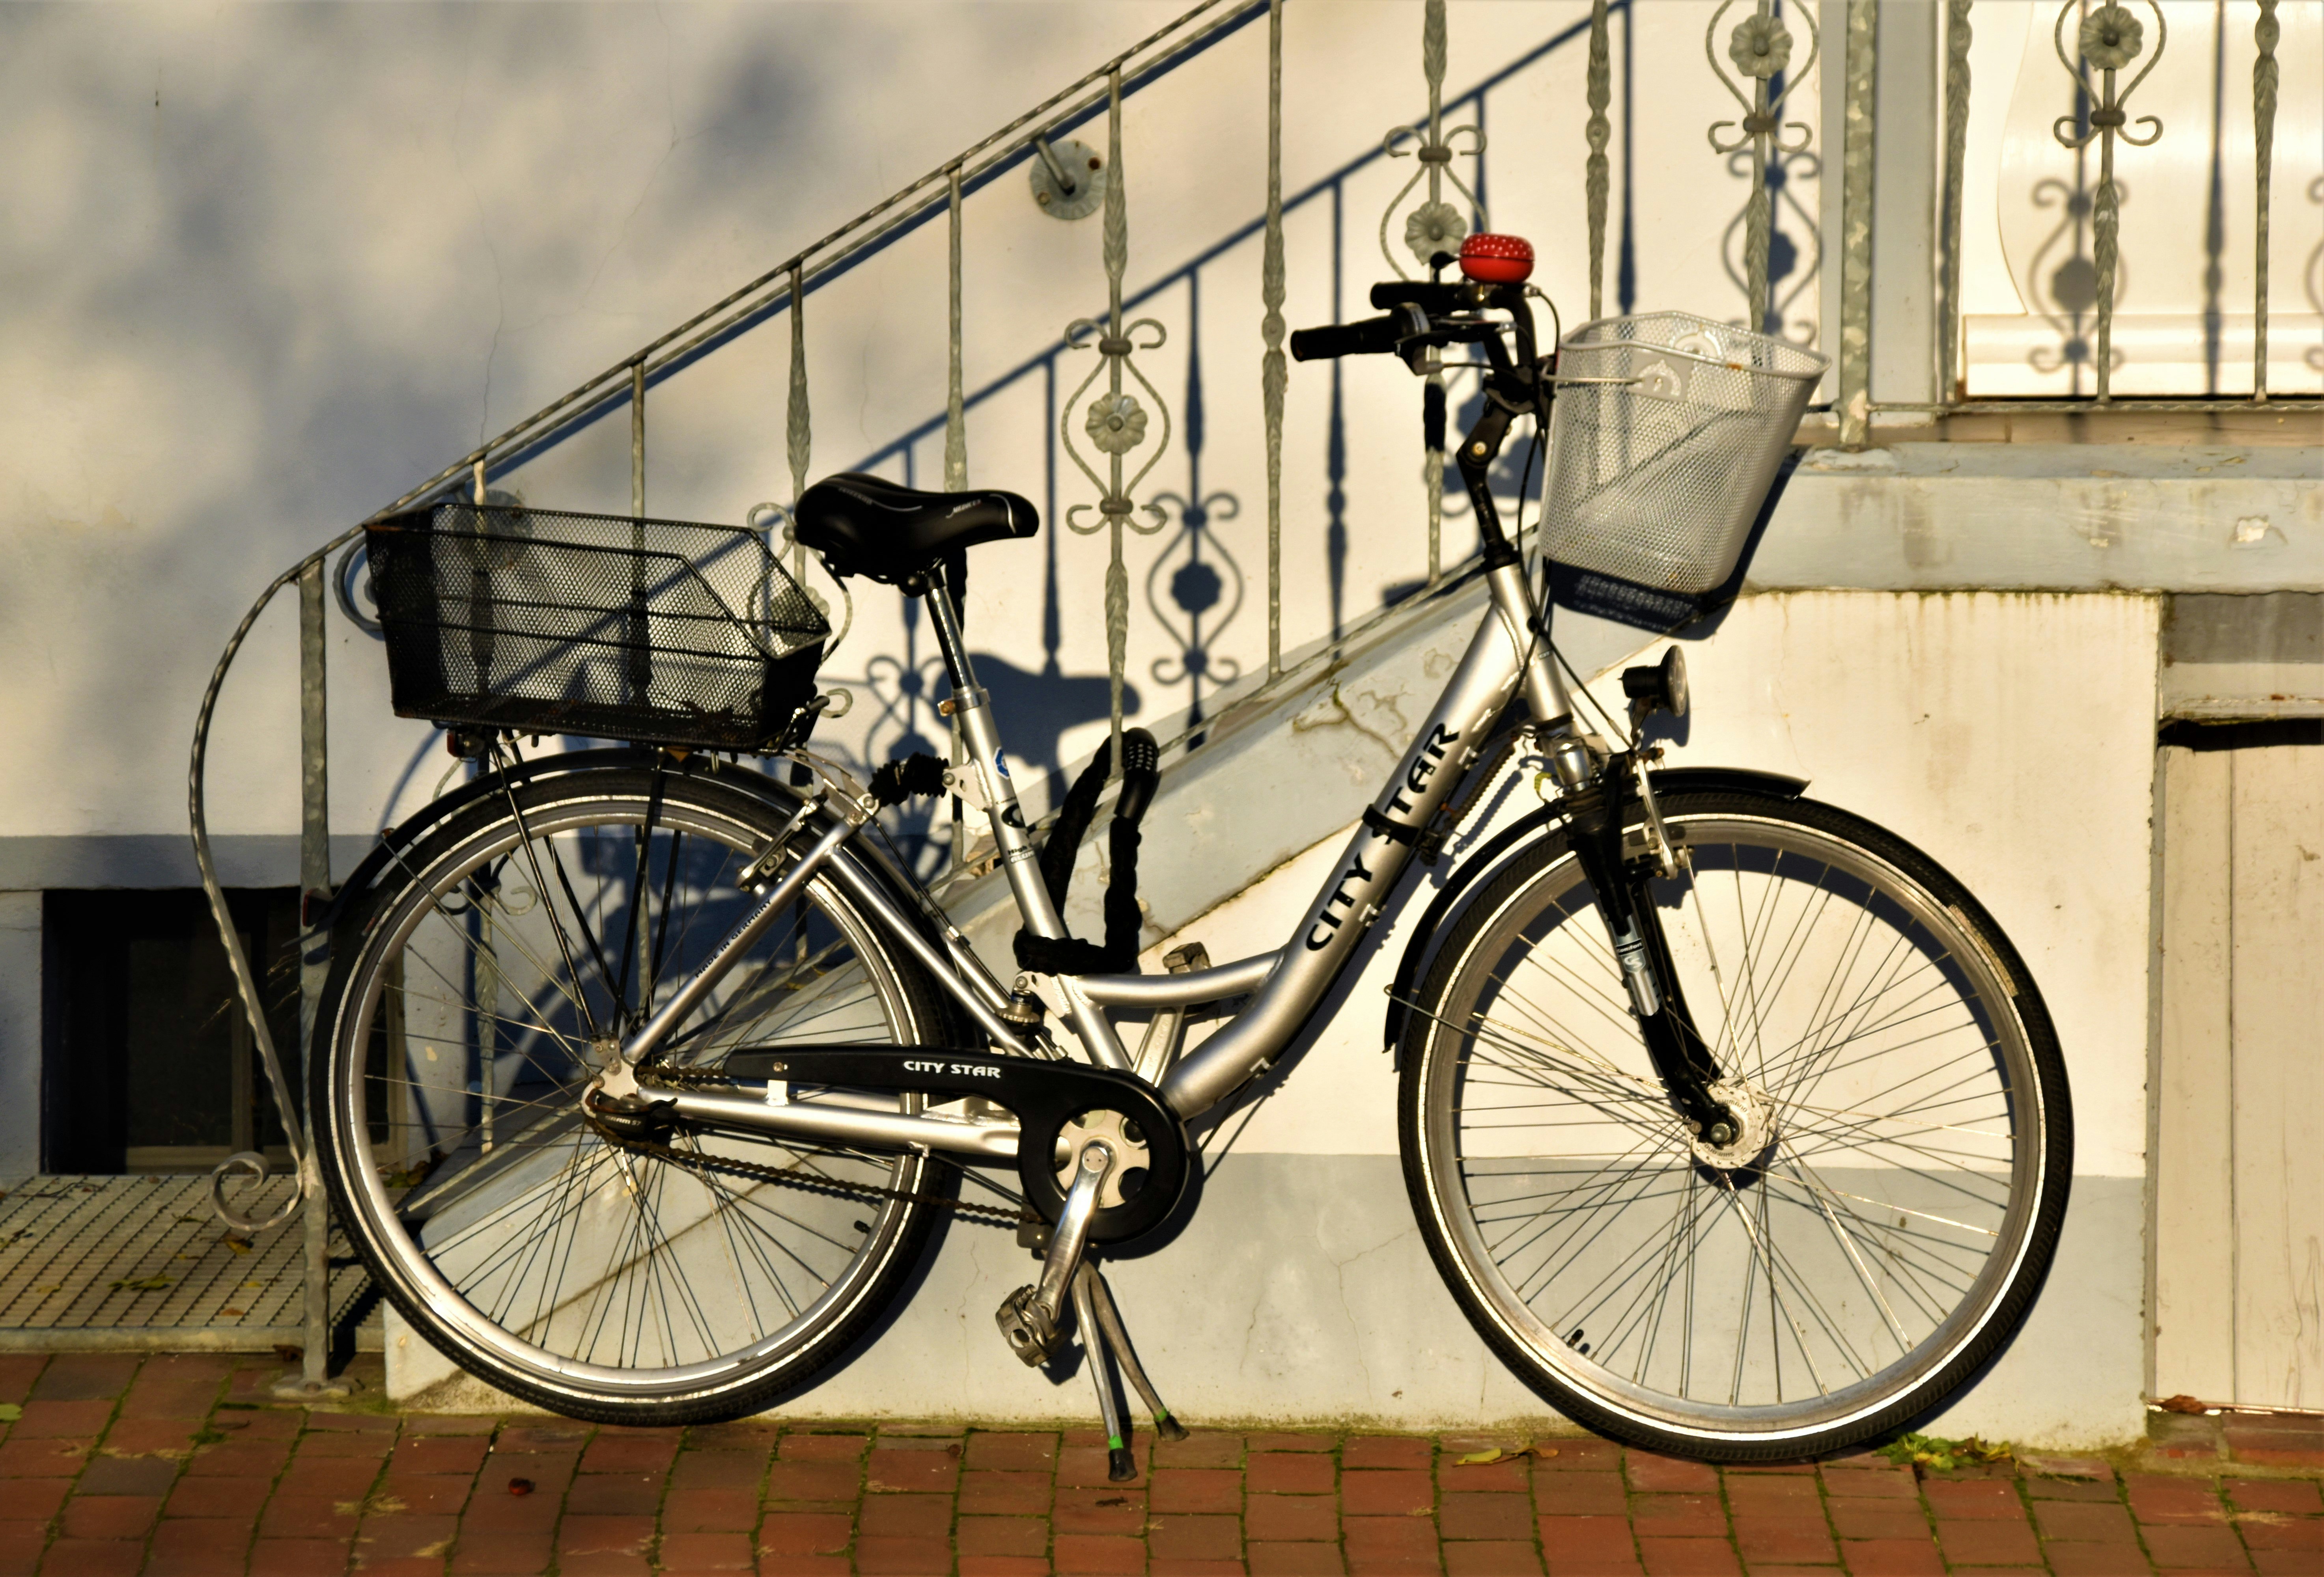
[[1687, 1079, 1777, 1170]]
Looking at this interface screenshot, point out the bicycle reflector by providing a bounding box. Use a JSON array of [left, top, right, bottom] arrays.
[[1459, 233, 1534, 285]]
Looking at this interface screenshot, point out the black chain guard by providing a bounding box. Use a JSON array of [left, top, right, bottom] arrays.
[[719, 1047, 1188, 1243]]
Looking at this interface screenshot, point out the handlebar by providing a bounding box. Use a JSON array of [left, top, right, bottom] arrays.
[[1287, 276, 1553, 572], [1368, 281, 1467, 314], [1288, 314, 1405, 362]]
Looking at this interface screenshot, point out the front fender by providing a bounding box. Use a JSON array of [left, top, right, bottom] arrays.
[[1380, 764, 1809, 1059]]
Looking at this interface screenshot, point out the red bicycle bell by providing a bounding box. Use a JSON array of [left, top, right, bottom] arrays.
[[1458, 233, 1534, 285]]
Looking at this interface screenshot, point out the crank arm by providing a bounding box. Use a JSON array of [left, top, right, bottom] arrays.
[[659, 1084, 1023, 1162], [996, 1139, 1115, 1366]]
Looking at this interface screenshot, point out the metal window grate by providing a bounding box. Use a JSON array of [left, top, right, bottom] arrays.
[[0, 1175, 375, 1351]]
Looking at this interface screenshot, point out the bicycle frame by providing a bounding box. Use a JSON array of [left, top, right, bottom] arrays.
[[601, 554, 1575, 1154], [618, 279, 1661, 1156]]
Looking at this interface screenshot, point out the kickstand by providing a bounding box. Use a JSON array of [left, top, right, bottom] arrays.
[[1084, 1263, 1190, 1443], [1072, 1262, 1189, 1483]]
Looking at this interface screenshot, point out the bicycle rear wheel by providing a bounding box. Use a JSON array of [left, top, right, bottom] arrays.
[[312, 761, 975, 1424], [1399, 787, 2071, 1460]]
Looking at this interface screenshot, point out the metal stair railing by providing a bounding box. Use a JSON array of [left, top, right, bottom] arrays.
[[185, 0, 1282, 1398]]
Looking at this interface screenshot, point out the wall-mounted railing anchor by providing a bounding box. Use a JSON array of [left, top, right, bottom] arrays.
[[1031, 134, 1107, 220]]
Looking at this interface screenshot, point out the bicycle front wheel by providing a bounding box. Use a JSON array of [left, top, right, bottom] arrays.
[[313, 761, 971, 1424], [1399, 787, 2071, 1460]]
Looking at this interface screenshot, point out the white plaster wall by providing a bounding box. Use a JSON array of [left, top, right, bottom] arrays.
[[1, 0, 1817, 865], [394, 590, 2161, 1446], [1171, 591, 2160, 1179]]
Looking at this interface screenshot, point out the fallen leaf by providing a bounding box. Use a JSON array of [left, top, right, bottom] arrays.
[[507, 1478, 535, 1497], [2156, 1394, 2209, 1415], [109, 1276, 172, 1292], [220, 1308, 245, 1317], [0, 1404, 20, 1422], [223, 1237, 252, 1256], [1454, 1445, 1560, 1466]]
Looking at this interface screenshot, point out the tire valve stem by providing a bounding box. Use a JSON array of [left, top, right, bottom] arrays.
[[1611, 924, 1663, 1018]]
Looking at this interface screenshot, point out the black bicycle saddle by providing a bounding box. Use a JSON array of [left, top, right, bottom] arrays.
[[792, 472, 1038, 589]]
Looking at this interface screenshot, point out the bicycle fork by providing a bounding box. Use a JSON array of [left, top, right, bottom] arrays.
[[1562, 766, 1740, 1146]]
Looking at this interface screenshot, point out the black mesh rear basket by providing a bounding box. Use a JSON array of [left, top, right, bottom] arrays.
[[366, 502, 829, 752]]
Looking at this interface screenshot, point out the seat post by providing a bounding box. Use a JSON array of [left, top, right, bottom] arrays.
[[920, 567, 1135, 1072], [920, 567, 982, 697]]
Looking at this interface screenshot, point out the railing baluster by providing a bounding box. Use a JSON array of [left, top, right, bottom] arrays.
[[947, 165, 969, 490], [1422, 0, 1447, 583], [1938, 0, 1973, 407], [1586, 0, 1612, 321], [1104, 72, 1130, 768], [631, 361, 646, 519], [788, 263, 811, 577], [2253, 0, 2279, 402], [947, 164, 967, 870], [1705, 1, 1819, 345], [286, 561, 347, 1400], [1262, 0, 1285, 682], [1839, 0, 1877, 446], [1376, 0, 1485, 585], [1060, 66, 1171, 777], [2050, 0, 2167, 405]]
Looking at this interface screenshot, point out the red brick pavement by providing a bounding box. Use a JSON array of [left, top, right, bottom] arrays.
[[0, 1355, 2314, 1573]]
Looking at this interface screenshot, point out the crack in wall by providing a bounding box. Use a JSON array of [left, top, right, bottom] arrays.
[[1290, 684, 1400, 760], [1323, 1219, 1410, 1406]]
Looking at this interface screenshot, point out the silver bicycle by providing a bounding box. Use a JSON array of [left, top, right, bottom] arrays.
[[312, 247, 2071, 1466]]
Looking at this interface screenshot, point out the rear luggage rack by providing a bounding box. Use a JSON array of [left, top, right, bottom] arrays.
[[366, 501, 829, 752]]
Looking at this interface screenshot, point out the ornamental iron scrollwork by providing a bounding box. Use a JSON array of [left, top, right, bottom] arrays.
[[1058, 67, 1171, 772], [2022, 174, 2134, 386], [1376, 0, 1485, 585], [1705, 0, 1820, 335], [2050, 0, 2165, 401]]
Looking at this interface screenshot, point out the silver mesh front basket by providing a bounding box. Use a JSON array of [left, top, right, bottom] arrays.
[[1541, 312, 1827, 597]]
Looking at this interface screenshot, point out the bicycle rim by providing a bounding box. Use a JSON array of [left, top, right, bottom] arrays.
[[1405, 793, 2068, 1455], [316, 769, 969, 1413]]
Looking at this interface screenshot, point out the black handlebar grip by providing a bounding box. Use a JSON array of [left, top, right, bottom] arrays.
[[1369, 281, 1465, 314], [1289, 314, 1403, 361]]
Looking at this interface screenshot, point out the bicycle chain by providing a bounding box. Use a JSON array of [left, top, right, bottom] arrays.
[[614, 1066, 1023, 1227]]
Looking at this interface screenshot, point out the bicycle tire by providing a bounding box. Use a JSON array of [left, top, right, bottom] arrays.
[[1398, 787, 2072, 1460], [311, 762, 979, 1425]]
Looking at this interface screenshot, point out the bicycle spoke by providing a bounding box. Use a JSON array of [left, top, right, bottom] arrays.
[[1419, 803, 2058, 1439]]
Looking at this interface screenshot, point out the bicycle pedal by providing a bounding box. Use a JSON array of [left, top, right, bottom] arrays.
[[995, 1284, 1060, 1366]]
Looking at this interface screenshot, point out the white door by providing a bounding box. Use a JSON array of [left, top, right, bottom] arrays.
[[2155, 733, 2324, 1407]]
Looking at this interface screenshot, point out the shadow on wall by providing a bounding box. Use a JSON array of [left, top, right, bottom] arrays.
[[813, 6, 1626, 861]]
